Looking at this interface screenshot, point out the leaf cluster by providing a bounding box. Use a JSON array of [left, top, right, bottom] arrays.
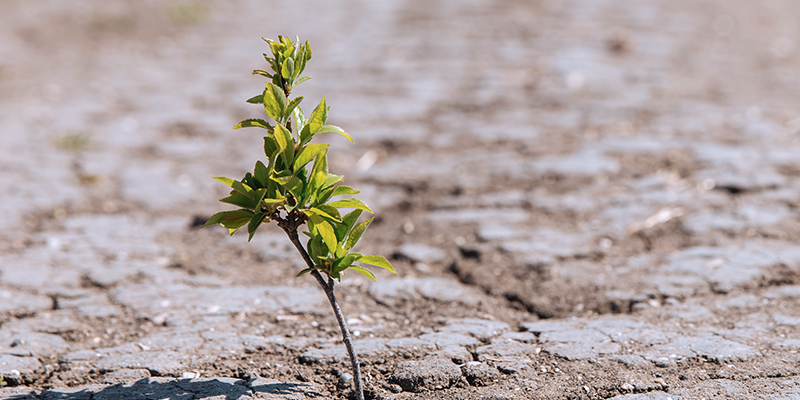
[[205, 36, 394, 283]]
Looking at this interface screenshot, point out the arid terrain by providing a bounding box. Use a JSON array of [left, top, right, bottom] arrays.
[[1, 0, 800, 399]]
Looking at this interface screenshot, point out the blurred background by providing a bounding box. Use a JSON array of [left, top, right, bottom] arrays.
[[1, 0, 800, 394], [2, 0, 798, 231]]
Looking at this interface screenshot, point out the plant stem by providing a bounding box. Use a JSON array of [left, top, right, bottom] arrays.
[[280, 220, 365, 400]]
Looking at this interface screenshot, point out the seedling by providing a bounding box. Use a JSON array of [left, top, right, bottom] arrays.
[[204, 35, 395, 400]]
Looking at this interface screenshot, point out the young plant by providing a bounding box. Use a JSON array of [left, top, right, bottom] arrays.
[[203, 35, 395, 400]]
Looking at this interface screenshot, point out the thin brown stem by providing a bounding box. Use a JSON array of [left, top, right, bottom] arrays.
[[278, 214, 364, 400]]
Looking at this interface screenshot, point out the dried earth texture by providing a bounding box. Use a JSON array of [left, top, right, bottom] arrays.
[[1, 0, 800, 399]]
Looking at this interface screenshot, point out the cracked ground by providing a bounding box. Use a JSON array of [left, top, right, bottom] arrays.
[[1, 0, 800, 399]]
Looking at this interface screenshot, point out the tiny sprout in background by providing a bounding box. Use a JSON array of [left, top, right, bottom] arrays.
[[52, 131, 92, 152], [166, 2, 209, 25]]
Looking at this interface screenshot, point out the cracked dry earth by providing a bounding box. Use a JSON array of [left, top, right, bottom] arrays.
[[2, 0, 800, 399]]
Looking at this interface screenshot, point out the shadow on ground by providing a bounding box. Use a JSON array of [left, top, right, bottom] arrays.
[[8, 377, 321, 400]]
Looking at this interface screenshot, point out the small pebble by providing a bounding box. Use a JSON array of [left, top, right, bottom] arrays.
[[181, 372, 197, 379], [339, 372, 353, 385], [497, 364, 518, 374], [465, 361, 481, 367]]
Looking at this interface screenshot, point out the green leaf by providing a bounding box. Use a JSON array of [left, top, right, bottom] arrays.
[[281, 37, 295, 59], [220, 191, 258, 209], [212, 176, 236, 187], [294, 76, 311, 87], [335, 209, 363, 241], [261, 195, 286, 207], [272, 175, 304, 201], [287, 179, 305, 202], [202, 209, 249, 228], [266, 180, 280, 202], [327, 198, 373, 213], [307, 149, 329, 195], [254, 161, 269, 188], [268, 83, 287, 119], [347, 265, 377, 282], [357, 254, 397, 274], [330, 270, 342, 281], [296, 267, 315, 277], [307, 235, 325, 262], [307, 97, 328, 135], [345, 217, 373, 251], [243, 172, 257, 189], [252, 187, 268, 208], [304, 40, 312, 61], [271, 170, 292, 182], [311, 174, 343, 207], [316, 182, 342, 205], [231, 180, 255, 198], [263, 54, 280, 72], [282, 45, 295, 60], [323, 173, 344, 190], [331, 185, 360, 197], [309, 171, 327, 201], [318, 124, 353, 143], [263, 135, 277, 156], [247, 212, 268, 241], [293, 50, 307, 81], [233, 119, 273, 131], [334, 242, 348, 259], [262, 86, 281, 121], [307, 213, 337, 255], [266, 38, 282, 57], [299, 124, 313, 145], [311, 205, 342, 223], [273, 123, 295, 167], [246, 94, 264, 104], [284, 96, 304, 121], [273, 123, 291, 150], [281, 57, 294, 80], [293, 105, 307, 132], [332, 252, 362, 274], [202, 209, 254, 235], [253, 70, 272, 78], [293, 144, 329, 172]]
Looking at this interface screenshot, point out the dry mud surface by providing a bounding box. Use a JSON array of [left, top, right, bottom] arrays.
[[2, 0, 800, 399]]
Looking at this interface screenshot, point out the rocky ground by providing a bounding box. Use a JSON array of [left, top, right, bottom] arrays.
[[1, 0, 800, 399]]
